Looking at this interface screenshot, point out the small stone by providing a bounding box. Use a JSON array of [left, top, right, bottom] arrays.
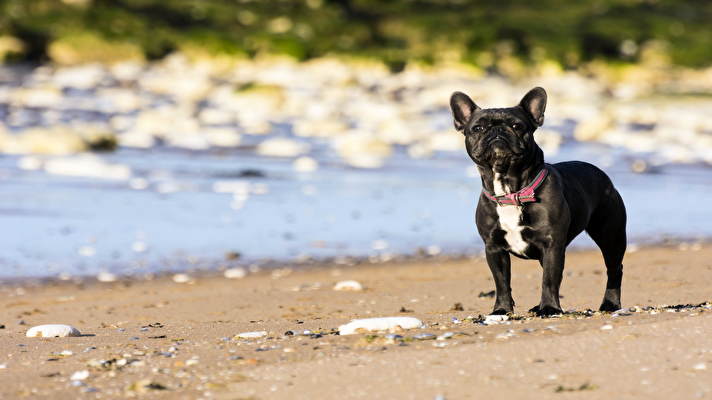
[[600, 324, 613, 330], [70, 370, 89, 381], [127, 379, 168, 392], [235, 331, 268, 339], [172, 274, 191, 283], [224, 268, 247, 279], [26, 324, 81, 338], [293, 156, 319, 172], [483, 315, 509, 325], [333, 280, 364, 291], [693, 363, 707, 371], [413, 333, 436, 340], [97, 271, 117, 282], [437, 332, 455, 340], [338, 317, 423, 335], [384, 334, 404, 344]]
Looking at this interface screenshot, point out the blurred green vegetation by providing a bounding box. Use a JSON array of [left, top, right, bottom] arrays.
[[0, 0, 710, 69]]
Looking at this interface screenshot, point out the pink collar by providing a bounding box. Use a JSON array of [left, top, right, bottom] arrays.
[[482, 168, 549, 206]]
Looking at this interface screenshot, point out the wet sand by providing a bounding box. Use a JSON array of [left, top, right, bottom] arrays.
[[1, 245, 712, 399]]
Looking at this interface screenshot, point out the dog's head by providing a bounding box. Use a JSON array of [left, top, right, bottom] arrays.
[[450, 87, 547, 171]]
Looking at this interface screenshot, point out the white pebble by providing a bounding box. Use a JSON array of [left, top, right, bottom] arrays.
[[483, 315, 509, 325], [26, 324, 81, 338], [224, 268, 247, 279], [18, 156, 43, 170], [338, 316, 423, 335], [96, 271, 117, 282], [333, 280, 364, 291], [236, 331, 268, 339], [693, 363, 707, 371], [70, 370, 89, 381], [78, 246, 96, 257], [60, 350, 73, 356], [128, 177, 149, 190], [172, 273, 192, 283], [600, 324, 613, 330], [293, 156, 318, 172], [131, 241, 148, 253], [44, 155, 131, 180], [256, 138, 309, 157]]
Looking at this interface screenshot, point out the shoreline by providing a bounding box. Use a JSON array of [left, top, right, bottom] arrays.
[[1, 238, 709, 285], [2, 244, 712, 398]]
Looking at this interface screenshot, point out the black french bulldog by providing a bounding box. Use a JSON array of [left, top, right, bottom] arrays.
[[450, 87, 627, 316]]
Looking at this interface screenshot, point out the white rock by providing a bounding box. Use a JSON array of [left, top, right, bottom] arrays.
[[600, 324, 613, 330], [338, 316, 423, 335], [25, 324, 81, 338], [333, 133, 391, 169], [333, 280, 364, 291], [166, 134, 210, 150], [224, 268, 247, 279], [205, 128, 241, 147], [293, 156, 318, 172], [97, 271, 117, 282], [483, 315, 509, 325], [119, 131, 155, 149], [132, 241, 148, 253], [44, 155, 131, 180], [17, 156, 43, 170], [693, 362, 707, 371], [172, 273, 192, 283], [70, 370, 89, 381], [256, 138, 309, 157], [129, 178, 149, 190], [236, 331, 268, 339], [78, 245, 96, 257]]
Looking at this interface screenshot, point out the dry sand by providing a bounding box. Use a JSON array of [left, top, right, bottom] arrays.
[[1, 245, 712, 399]]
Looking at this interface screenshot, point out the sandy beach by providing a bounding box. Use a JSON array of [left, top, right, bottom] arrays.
[[1, 244, 711, 399]]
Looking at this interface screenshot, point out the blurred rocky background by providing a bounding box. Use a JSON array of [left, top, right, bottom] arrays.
[[0, 0, 710, 278]]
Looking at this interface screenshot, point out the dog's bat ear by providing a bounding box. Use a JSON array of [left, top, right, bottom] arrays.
[[450, 91, 479, 132], [519, 87, 547, 127]]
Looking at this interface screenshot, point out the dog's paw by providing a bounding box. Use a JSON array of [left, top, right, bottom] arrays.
[[529, 304, 562, 317], [599, 300, 622, 312]]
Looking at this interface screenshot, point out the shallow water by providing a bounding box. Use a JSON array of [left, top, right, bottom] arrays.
[[1, 135, 710, 278]]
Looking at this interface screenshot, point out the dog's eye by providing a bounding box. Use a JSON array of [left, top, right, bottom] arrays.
[[511, 123, 523, 131], [472, 125, 484, 133]]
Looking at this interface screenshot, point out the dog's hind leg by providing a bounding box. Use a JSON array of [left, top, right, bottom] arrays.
[[586, 189, 627, 312]]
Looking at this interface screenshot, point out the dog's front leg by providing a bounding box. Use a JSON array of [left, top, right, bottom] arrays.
[[532, 246, 565, 316], [485, 246, 514, 315]]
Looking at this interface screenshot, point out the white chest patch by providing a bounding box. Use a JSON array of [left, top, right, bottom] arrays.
[[493, 173, 529, 255]]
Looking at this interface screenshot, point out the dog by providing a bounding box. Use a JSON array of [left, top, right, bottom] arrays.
[[450, 87, 627, 316]]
